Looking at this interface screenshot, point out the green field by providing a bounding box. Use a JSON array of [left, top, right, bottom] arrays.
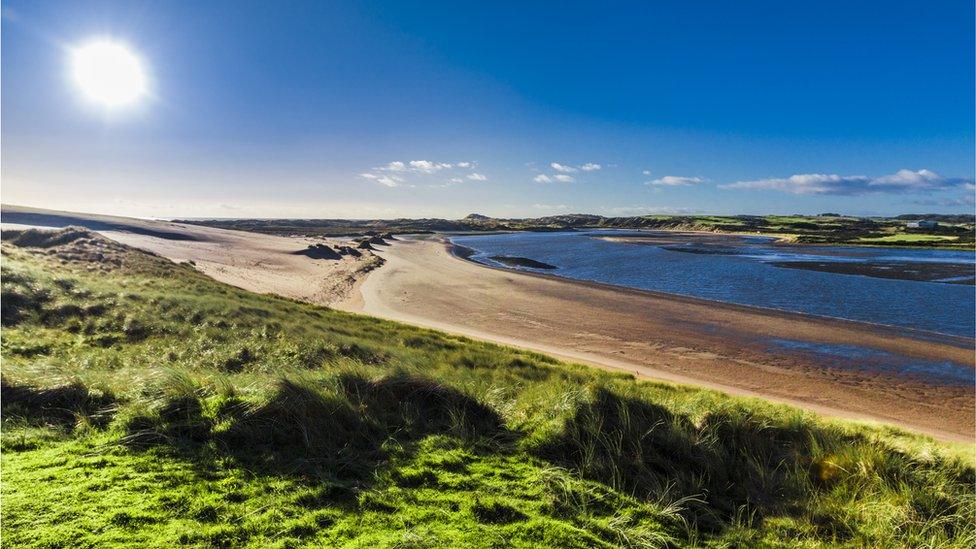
[[2, 227, 974, 547], [857, 234, 960, 244]]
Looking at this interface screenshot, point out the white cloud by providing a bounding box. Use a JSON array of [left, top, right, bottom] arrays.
[[534, 173, 573, 183], [550, 162, 577, 173], [358, 172, 404, 187], [872, 169, 944, 189], [580, 163, 602, 172], [362, 159, 481, 187], [720, 169, 972, 195], [409, 160, 453, 173], [642, 169, 652, 176], [646, 175, 705, 186]]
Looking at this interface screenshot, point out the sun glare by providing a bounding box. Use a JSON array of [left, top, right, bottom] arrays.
[[69, 39, 148, 109]]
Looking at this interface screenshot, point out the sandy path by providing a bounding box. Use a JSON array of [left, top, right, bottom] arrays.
[[1, 205, 379, 306], [338, 236, 975, 442]]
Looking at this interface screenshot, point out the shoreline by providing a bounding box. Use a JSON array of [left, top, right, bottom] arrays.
[[343, 235, 975, 443], [595, 227, 976, 251], [445, 236, 974, 347]]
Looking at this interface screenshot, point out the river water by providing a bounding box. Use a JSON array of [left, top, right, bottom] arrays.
[[450, 230, 976, 338]]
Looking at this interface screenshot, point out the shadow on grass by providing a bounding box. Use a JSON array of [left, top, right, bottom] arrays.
[[533, 388, 832, 533], [1, 377, 117, 430], [122, 373, 510, 501]]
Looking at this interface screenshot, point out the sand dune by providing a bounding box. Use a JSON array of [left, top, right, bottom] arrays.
[[1, 205, 379, 306]]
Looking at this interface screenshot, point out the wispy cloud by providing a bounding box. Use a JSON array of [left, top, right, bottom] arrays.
[[359, 172, 404, 187], [361, 159, 484, 187], [646, 175, 705, 186], [720, 169, 972, 195], [550, 161, 603, 172], [533, 161, 601, 183], [550, 162, 577, 173], [642, 169, 652, 176], [408, 160, 453, 173], [533, 173, 574, 183]]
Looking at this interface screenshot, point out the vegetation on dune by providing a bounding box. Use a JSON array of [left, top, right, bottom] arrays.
[[2, 227, 974, 547], [173, 212, 976, 250]]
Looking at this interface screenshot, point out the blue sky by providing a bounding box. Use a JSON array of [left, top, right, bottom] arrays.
[[2, 0, 973, 218]]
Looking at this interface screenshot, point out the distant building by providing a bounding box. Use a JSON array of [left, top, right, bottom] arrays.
[[906, 220, 939, 229]]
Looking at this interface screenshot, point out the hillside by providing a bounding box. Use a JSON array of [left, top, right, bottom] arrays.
[[176, 213, 976, 250], [2, 227, 974, 547]]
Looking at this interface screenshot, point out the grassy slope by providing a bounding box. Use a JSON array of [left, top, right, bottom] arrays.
[[1, 228, 973, 548]]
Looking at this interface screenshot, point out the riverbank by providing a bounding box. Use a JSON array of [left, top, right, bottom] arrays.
[[339, 235, 975, 442]]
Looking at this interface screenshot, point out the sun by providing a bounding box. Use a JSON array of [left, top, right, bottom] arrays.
[[69, 39, 148, 109]]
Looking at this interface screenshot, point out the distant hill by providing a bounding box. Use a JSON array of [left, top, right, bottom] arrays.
[[894, 213, 976, 223], [176, 212, 975, 249]]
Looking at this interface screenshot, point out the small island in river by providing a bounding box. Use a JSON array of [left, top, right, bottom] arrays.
[[489, 255, 557, 269]]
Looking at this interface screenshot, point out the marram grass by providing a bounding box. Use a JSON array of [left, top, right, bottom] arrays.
[[2, 227, 973, 548]]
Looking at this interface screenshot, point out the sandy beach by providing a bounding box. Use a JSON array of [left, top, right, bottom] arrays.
[[4, 206, 972, 442], [339, 235, 975, 442]]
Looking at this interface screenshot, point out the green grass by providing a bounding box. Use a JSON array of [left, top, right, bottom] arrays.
[[2, 227, 974, 547], [857, 234, 960, 244]]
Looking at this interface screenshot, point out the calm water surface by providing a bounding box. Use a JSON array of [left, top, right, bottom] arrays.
[[450, 231, 976, 338]]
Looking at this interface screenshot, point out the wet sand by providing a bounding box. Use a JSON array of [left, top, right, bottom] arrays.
[[340, 236, 975, 442]]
